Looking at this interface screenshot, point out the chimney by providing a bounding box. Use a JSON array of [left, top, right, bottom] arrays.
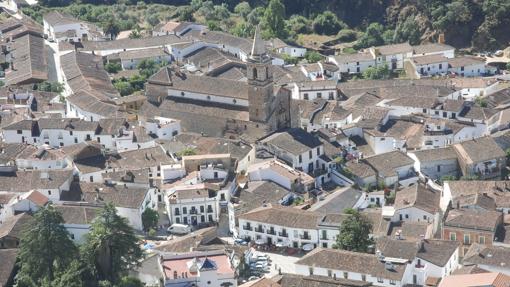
[[438, 33, 445, 44]]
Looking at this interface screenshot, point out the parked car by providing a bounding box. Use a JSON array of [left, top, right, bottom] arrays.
[[166, 224, 191, 235], [234, 238, 248, 245]]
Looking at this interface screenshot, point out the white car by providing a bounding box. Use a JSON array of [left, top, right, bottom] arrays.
[[167, 224, 191, 235]]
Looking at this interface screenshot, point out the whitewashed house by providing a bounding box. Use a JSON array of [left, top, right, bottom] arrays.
[[328, 52, 375, 74], [408, 147, 460, 180], [237, 205, 323, 248], [43, 11, 103, 42], [448, 56, 489, 77], [258, 128, 325, 174]]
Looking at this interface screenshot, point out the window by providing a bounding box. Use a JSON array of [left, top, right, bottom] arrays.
[[390, 280, 396, 285], [479, 236, 485, 244], [449, 232, 456, 241], [422, 108, 427, 113], [90, 176, 94, 182], [435, 111, 439, 115], [303, 93, 309, 100], [309, 150, 312, 159], [183, 207, 187, 214], [329, 92, 334, 100], [48, 190, 52, 195], [439, 63, 443, 69], [464, 234, 471, 244], [69, 131, 73, 136], [317, 92, 322, 98], [377, 278, 384, 283], [316, 147, 320, 156], [380, 137, 385, 141], [423, 215, 427, 220], [309, 267, 314, 275], [361, 275, 366, 281], [181, 91, 185, 96], [443, 112, 447, 118], [343, 272, 348, 279], [175, 208, 180, 215], [200, 206, 204, 213], [17, 130, 22, 134], [253, 68, 258, 79], [71, 234, 75, 239], [327, 270, 332, 277], [299, 155, 302, 163], [437, 165, 441, 172]]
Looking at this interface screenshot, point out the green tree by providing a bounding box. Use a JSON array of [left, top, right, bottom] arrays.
[[394, 15, 421, 45], [35, 81, 64, 93], [362, 65, 391, 80], [261, 0, 287, 39], [282, 54, 299, 64], [103, 17, 120, 40], [355, 22, 385, 49], [137, 59, 159, 79], [142, 208, 159, 232], [81, 203, 143, 284], [286, 15, 311, 36], [117, 276, 144, 287], [190, 0, 203, 11], [230, 21, 254, 38], [16, 205, 78, 286], [114, 80, 134, 96], [247, 7, 265, 26], [176, 6, 194, 22], [234, 2, 251, 19], [336, 29, 358, 42], [51, 259, 98, 287], [304, 51, 322, 63], [105, 62, 122, 74], [333, 209, 374, 252], [146, 14, 159, 27], [312, 11, 346, 35], [129, 29, 142, 39]]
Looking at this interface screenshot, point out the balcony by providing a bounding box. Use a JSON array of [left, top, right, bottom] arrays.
[[207, 208, 213, 213], [300, 234, 311, 240], [267, 229, 276, 235], [278, 231, 288, 237], [255, 227, 264, 233], [243, 225, 252, 231], [321, 235, 328, 240], [190, 209, 198, 215]]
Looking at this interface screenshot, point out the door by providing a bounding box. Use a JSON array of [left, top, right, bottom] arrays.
[[392, 61, 397, 70], [399, 214, 403, 221], [267, 237, 272, 246]]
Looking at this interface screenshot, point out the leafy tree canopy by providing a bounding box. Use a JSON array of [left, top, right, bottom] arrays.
[[333, 208, 374, 253]]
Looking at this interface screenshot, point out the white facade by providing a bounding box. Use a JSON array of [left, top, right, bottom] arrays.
[[142, 116, 181, 140], [167, 88, 248, 108], [448, 63, 487, 77]]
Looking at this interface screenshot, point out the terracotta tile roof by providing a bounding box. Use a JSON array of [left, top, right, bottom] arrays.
[[438, 272, 510, 287], [238, 205, 323, 230]]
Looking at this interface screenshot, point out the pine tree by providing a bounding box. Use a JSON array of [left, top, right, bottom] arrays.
[[81, 203, 143, 283], [16, 205, 78, 286]]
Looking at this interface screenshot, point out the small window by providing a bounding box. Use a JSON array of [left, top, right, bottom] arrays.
[[327, 270, 332, 277], [449, 232, 457, 241], [390, 280, 396, 285], [464, 234, 471, 244], [309, 267, 314, 275], [361, 275, 366, 281], [17, 130, 22, 134], [48, 190, 51, 195], [299, 155, 302, 163], [181, 91, 185, 96], [303, 93, 309, 100], [377, 278, 384, 283], [343, 272, 348, 279], [309, 150, 312, 159], [317, 92, 322, 98], [479, 236, 485, 244], [316, 147, 320, 156]]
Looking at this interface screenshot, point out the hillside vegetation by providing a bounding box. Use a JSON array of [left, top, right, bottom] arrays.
[[23, 0, 510, 51]]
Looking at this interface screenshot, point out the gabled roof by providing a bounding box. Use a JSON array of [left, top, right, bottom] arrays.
[[296, 248, 406, 281], [453, 136, 505, 164], [0, 249, 18, 287], [238, 205, 323, 230], [260, 128, 322, 156], [444, 209, 501, 231], [394, 184, 440, 214], [0, 213, 32, 240], [463, 244, 510, 271]]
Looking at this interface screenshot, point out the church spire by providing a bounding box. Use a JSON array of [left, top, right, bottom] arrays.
[[250, 24, 267, 61]]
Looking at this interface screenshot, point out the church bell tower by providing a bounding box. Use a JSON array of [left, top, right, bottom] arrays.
[[248, 25, 274, 123]]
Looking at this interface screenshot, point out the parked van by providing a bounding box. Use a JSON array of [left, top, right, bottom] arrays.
[[167, 224, 191, 235]]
